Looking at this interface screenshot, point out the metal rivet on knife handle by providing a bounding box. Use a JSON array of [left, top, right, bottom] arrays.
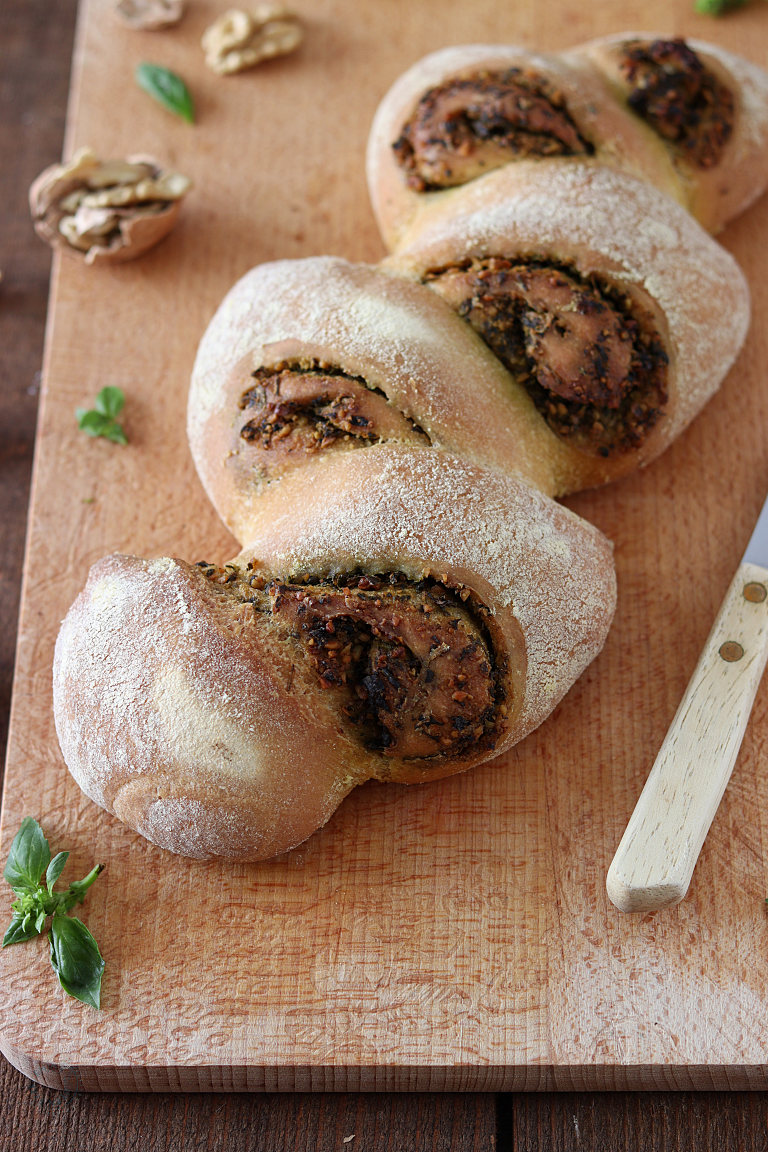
[[719, 641, 745, 662], [744, 582, 767, 603]]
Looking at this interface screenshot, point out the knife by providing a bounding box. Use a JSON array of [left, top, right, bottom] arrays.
[[606, 492, 768, 913]]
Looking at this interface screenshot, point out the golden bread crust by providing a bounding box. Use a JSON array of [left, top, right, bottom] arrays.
[[55, 31, 757, 862], [366, 39, 768, 251], [383, 162, 749, 494], [53, 451, 616, 860], [577, 35, 768, 234], [188, 255, 566, 541]]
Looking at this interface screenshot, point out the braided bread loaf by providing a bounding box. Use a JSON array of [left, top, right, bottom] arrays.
[[367, 35, 768, 251], [52, 34, 758, 863]]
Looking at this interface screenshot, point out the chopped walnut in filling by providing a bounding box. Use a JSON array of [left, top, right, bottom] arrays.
[[426, 258, 668, 457], [239, 363, 429, 454], [199, 564, 506, 761], [393, 69, 593, 192], [618, 39, 734, 169]]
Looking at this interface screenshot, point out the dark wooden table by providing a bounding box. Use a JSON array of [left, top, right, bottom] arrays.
[[3, 3, 768, 1148]]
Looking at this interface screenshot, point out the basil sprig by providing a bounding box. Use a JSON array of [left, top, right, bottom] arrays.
[[135, 62, 195, 123], [76, 386, 128, 445], [3, 818, 105, 1009]]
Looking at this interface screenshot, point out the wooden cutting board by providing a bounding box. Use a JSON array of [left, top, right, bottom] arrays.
[[3, 0, 768, 1093]]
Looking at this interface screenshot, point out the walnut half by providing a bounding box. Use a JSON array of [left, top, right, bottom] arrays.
[[201, 6, 303, 76], [29, 147, 192, 266], [113, 0, 184, 29]]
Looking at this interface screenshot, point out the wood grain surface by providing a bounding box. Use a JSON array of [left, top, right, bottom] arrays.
[[4, 0, 768, 1105], [5, 2, 768, 1147]]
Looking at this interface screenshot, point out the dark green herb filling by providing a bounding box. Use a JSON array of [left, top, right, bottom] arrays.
[[618, 38, 734, 169], [393, 68, 593, 191], [424, 257, 668, 458], [239, 363, 429, 452], [197, 563, 507, 762]]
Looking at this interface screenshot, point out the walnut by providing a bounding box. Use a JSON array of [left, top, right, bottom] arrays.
[[29, 147, 192, 266], [201, 6, 303, 76], [113, 0, 184, 29]]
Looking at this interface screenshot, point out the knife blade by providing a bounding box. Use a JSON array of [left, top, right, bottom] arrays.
[[606, 492, 768, 913]]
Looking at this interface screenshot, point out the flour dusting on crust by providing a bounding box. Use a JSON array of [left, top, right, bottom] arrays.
[[53, 554, 364, 860], [392, 162, 750, 447], [242, 445, 617, 743], [53, 444, 616, 859], [690, 38, 768, 148]]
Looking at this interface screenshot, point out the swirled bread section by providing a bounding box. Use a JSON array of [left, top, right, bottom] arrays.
[[367, 37, 768, 250], [53, 449, 616, 861]]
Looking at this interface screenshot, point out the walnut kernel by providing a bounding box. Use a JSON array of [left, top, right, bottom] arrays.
[[29, 147, 192, 266], [201, 6, 303, 76]]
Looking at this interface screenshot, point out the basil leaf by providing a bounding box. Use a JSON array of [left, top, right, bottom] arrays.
[[94, 387, 124, 420], [46, 851, 69, 895], [49, 913, 105, 1009], [10, 886, 37, 901], [3, 817, 50, 892], [3, 912, 41, 947], [12, 887, 57, 918], [136, 62, 195, 123], [101, 422, 128, 446], [76, 409, 128, 445], [77, 410, 110, 435]]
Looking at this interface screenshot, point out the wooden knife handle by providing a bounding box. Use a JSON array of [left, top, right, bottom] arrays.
[[606, 561, 768, 913]]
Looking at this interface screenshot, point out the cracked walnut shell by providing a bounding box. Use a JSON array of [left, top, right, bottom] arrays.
[[113, 0, 184, 29], [29, 147, 192, 266], [201, 7, 302, 76]]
